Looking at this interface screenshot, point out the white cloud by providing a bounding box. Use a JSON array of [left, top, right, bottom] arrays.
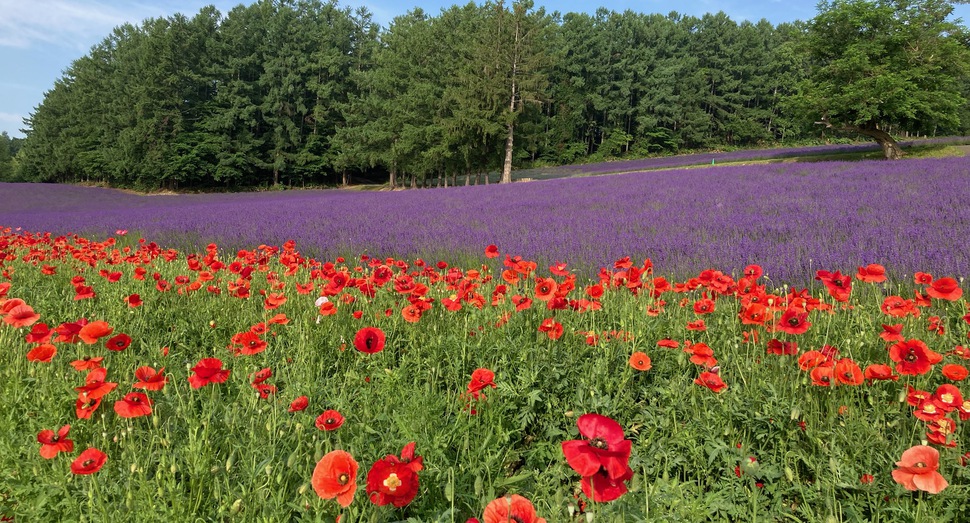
[[0, 0, 133, 50], [0, 112, 23, 123], [0, 0, 241, 51]]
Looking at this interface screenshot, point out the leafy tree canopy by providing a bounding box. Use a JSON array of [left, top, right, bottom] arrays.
[[792, 0, 970, 159]]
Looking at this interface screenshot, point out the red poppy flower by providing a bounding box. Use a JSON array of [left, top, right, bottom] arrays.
[[188, 358, 230, 389], [484, 245, 499, 258], [926, 417, 957, 447], [834, 358, 864, 386], [907, 386, 931, 407], [809, 365, 834, 387], [125, 294, 142, 307], [766, 339, 798, 356], [37, 425, 73, 459], [880, 324, 905, 342], [881, 296, 920, 318], [933, 384, 963, 411], [892, 445, 947, 494], [889, 339, 943, 376], [253, 382, 277, 399], [312, 450, 358, 507], [537, 318, 563, 340], [913, 400, 945, 422], [231, 331, 267, 356], [739, 303, 768, 326], [114, 392, 153, 418], [243, 368, 269, 387], [318, 301, 337, 317], [75, 395, 102, 419], [401, 304, 422, 323], [69, 356, 103, 371], [686, 319, 707, 331], [926, 277, 963, 301], [0, 298, 25, 315], [776, 308, 811, 335], [657, 339, 679, 349], [534, 278, 558, 302], [743, 264, 764, 279], [913, 289, 931, 307], [629, 352, 652, 371], [289, 396, 309, 413], [815, 270, 852, 302], [71, 448, 107, 475], [3, 302, 41, 328], [268, 313, 289, 325], [26, 343, 57, 363], [580, 464, 634, 502], [863, 363, 898, 382], [686, 342, 717, 367], [263, 292, 287, 310], [942, 364, 968, 381], [75, 367, 118, 400], [105, 333, 132, 352], [695, 371, 728, 393], [856, 264, 887, 283], [511, 295, 532, 311], [958, 400, 970, 421], [133, 366, 167, 391], [353, 327, 386, 354], [78, 321, 113, 345], [55, 319, 86, 343], [482, 494, 546, 523], [24, 322, 53, 344], [316, 409, 345, 431], [693, 298, 715, 315], [561, 413, 632, 481], [467, 368, 497, 400], [366, 442, 424, 507]]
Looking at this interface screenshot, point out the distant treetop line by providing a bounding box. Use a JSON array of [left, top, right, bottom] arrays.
[[4, 0, 968, 191]]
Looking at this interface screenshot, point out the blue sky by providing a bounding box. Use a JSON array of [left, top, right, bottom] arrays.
[[2, 0, 968, 138]]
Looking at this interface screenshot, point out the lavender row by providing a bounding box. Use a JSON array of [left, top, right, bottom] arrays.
[[517, 136, 970, 180], [3, 156, 969, 283]]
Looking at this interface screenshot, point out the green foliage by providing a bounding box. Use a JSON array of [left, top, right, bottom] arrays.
[[17, 1, 969, 188], [0, 132, 19, 181], [790, 0, 970, 157]]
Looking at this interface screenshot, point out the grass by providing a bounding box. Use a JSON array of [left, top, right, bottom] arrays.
[[1, 230, 969, 521]]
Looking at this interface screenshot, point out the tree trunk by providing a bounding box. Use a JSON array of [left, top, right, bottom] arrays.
[[818, 117, 904, 160], [389, 163, 397, 189], [501, 122, 514, 184], [858, 126, 903, 160]]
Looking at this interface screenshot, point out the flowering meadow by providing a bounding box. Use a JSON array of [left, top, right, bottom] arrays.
[[2, 155, 970, 521], [2, 154, 970, 284]]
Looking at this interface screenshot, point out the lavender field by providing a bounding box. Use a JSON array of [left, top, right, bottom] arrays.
[[4, 155, 970, 282]]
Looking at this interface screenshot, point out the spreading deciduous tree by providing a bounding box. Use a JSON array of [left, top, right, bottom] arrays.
[[792, 0, 970, 159]]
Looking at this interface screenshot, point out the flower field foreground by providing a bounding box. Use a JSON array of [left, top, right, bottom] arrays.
[[1, 230, 970, 521], [3, 154, 970, 283]]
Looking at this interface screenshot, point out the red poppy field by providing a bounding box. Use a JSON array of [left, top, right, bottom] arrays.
[[1, 229, 969, 521]]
